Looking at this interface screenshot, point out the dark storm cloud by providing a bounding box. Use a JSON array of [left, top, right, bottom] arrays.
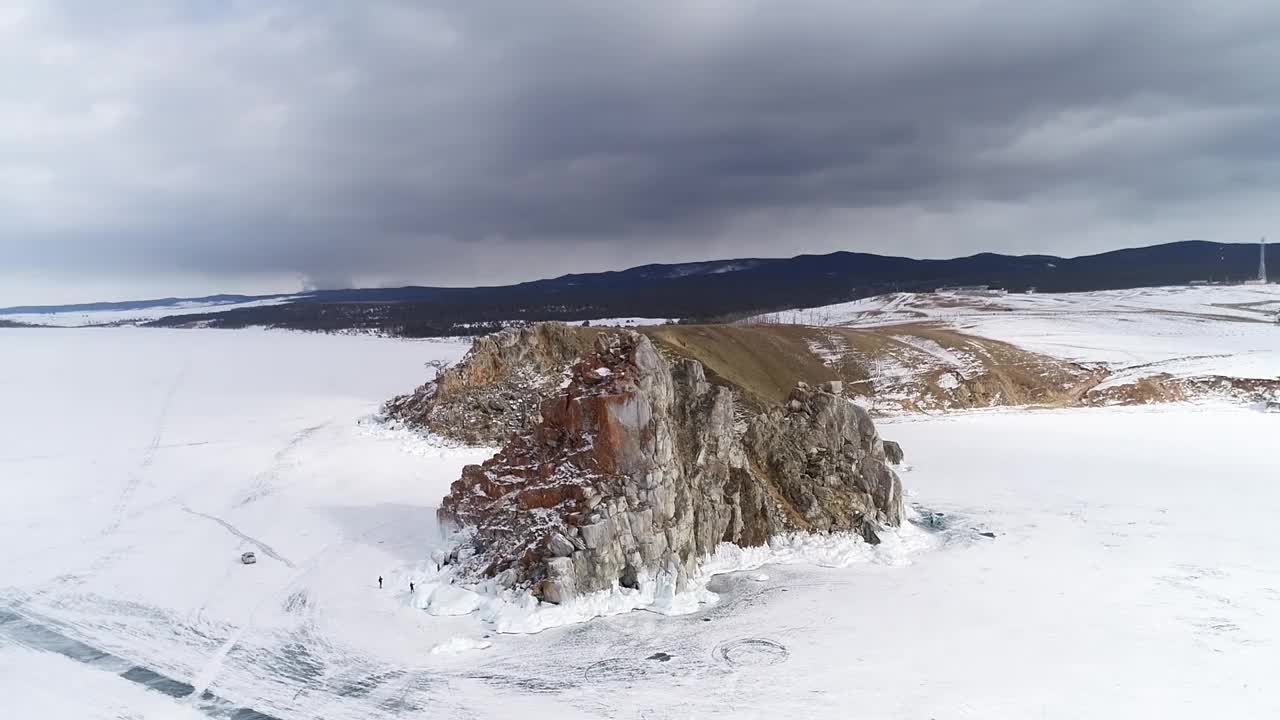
[[5, 1, 1280, 301]]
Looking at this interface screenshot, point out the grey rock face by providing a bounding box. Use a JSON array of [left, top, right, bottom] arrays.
[[438, 331, 904, 604], [383, 323, 596, 445], [882, 440, 904, 465]]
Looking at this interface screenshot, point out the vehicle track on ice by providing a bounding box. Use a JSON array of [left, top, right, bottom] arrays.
[[105, 357, 190, 535], [184, 512, 426, 715], [238, 422, 331, 507], [180, 507, 297, 568], [712, 638, 790, 667]]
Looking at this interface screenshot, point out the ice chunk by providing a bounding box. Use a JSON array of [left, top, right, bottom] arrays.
[[430, 636, 493, 655], [425, 585, 483, 616]]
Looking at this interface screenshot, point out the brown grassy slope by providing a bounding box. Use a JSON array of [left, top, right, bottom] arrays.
[[640, 324, 845, 410], [641, 322, 1101, 413], [833, 322, 1102, 410]]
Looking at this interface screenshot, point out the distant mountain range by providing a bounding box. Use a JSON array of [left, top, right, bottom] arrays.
[[3, 240, 1269, 335]]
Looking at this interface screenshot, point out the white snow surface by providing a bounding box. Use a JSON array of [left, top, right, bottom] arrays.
[[3, 326, 1280, 717], [890, 334, 976, 371], [429, 636, 492, 655], [586, 316, 673, 327], [2, 296, 303, 327], [0, 643, 210, 720]]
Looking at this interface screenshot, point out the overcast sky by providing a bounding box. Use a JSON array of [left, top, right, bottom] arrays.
[[4, 1, 1280, 304]]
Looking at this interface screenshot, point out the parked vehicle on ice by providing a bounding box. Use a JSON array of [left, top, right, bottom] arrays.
[[240, 551, 257, 565]]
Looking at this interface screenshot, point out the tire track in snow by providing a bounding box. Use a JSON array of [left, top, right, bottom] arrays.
[[183, 513, 413, 712], [105, 356, 190, 535], [237, 421, 330, 507], [713, 638, 790, 667], [181, 507, 297, 568], [187, 624, 249, 700]]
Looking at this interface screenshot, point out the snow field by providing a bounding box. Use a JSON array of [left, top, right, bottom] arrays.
[[0, 296, 303, 327], [2, 326, 1278, 718]]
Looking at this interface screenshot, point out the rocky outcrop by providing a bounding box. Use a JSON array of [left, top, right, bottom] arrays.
[[1083, 373, 1280, 407], [384, 323, 596, 444], [438, 331, 903, 604], [882, 440, 904, 465]]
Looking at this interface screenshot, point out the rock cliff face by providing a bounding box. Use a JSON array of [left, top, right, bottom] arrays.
[[438, 331, 902, 604], [882, 440, 904, 465], [384, 323, 595, 445]]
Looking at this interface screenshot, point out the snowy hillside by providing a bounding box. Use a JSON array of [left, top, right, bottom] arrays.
[[3, 325, 1279, 718], [770, 285, 1280, 387]]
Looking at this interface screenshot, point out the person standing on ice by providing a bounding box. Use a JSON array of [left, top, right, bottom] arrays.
[[409, 581, 415, 593], [378, 576, 383, 589]]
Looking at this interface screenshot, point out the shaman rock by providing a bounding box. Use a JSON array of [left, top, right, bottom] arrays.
[[438, 331, 903, 604]]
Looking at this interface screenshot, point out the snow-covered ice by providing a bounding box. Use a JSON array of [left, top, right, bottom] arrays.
[[0, 296, 303, 327], [3, 325, 1279, 718], [0, 328, 493, 718], [429, 636, 492, 655], [0, 643, 210, 720]]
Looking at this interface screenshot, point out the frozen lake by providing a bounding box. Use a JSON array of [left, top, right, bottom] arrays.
[[2, 328, 1278, 718]]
